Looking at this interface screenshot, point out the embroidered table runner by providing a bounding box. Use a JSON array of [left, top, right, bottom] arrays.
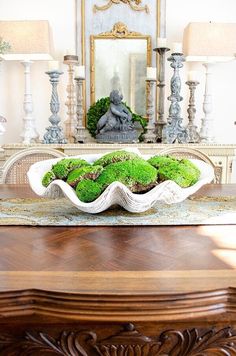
[[0, 196, 236, 226]]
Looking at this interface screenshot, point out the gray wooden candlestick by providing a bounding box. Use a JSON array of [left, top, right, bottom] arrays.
[[43, 70, 67, 144], [186, 80, 200, 143], [74, 77, 90, 143], [143, 79, 157, 143], [63, 55, 78, 143], [162, 53, 189, 144], [153, 47, 170, 142]]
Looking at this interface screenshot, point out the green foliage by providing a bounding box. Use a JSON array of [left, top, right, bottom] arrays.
[[42, 170, 56, 187], [148, 155, 200, 188], [0, 37, 11, 54], [76, 180, 103, 203], [52, 158, 89, 179], [67, 165, 103, 187], [86, 97, 147, 141], [96, 159, 158, 193], [93, 150, 141, 167]]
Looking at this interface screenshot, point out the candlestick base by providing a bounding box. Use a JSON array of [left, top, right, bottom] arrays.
[[155, 121, 166, 142], [43, 126, 67, 144], [162, 117, 189, 144], [74, 126, 91, 143], [143, 125, 156, 143]]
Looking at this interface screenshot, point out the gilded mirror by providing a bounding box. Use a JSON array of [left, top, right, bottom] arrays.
[[90, 22, 151, 116]]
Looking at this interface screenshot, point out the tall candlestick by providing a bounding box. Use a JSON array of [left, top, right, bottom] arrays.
[[186, 80, 200, 143], [43, 70, 67, 144], [74, 77, 90, 143], [162, 53, 189, 144], [63, 55, 78, 142], [143, 79, 157, 143], [153, 46, 170, 142]]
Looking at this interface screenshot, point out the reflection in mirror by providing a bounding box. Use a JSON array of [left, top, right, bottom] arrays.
[[91, 23, 151, 117], [94, 39, 147, 116]]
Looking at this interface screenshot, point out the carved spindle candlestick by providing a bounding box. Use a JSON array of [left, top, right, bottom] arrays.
[[143, 79, 157, 143], [21, 60, 39, 144], [162, 53, 189, 144], [186, 80, 200, 143], [153, 47, 170, 142], [43, 70, 67, 144], [200, 63, 215, 143], [63, 55, 78, 142], [74, 77, 90, 143]]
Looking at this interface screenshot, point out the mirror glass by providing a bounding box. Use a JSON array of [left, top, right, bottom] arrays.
[[93, 38, 148, 116]]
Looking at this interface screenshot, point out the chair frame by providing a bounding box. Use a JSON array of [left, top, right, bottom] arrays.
[[1, 147, 66, 184]]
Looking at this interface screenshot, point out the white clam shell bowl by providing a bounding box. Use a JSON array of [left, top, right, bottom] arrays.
[[27, 150, 215, 214]]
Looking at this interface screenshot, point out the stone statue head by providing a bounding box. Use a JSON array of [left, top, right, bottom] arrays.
[[110, 90, 123, 105]]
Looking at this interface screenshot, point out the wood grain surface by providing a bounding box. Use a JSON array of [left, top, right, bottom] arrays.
[[0, 185, 236, 354]]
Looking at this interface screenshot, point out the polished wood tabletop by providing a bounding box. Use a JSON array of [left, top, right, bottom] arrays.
[[0, 184, 236, 297], [1, 184, 236, 355]]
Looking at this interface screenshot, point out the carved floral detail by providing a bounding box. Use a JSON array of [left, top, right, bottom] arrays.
[[1, 324, 236, 355], [93, 0, 149, 13], [99, 22, 141, 38]]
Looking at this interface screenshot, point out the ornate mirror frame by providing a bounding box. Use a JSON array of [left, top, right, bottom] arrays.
[[75, 0, 166, 122], [90, 22, 152, 106]]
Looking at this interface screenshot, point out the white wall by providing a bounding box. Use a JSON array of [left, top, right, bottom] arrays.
[[0, 0, 236, 144], [166, 0, 236, 144], [0, 0, 76, 144]]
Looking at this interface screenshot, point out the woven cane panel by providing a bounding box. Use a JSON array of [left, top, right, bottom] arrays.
[[5, 153, 56, 184]]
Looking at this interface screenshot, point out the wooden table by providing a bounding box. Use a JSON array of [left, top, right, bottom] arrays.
[[0, 184, 236, 355]]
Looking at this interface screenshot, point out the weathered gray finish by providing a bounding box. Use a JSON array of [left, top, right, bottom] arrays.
[[43, 71, 67, 144], [96, 90, 138, 143], [74, 77, 90, 143], [143, 80, 156, 143], [186, 80, 200, 143], [162, 53, 189, 144], [154, 47, 170, 142]]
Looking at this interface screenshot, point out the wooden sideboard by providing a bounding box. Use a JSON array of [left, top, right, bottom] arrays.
[[1, 143, 236, 183]]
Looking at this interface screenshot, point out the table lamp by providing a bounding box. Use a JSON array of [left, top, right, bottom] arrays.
[[183, 22, 236, 143], [0, 20, 53, 144]]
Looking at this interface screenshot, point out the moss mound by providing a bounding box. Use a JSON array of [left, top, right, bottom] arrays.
[[41, 151, 201, 203], [76, 180, 103, 203], [42, 170, 56, 187], [148, 155, 200, 188], [94, 150, 141, 167], [52, 158, 89, 179], [96, 159, 158, 193], [67, 165, 103, 187], [148, 155, 175, 169]]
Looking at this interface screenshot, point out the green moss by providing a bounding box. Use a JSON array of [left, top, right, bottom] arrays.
[[42, 170, 56, 187], [52, 158, 89, 179], [96, 159, 158, 193], [76, 180, 103, 202], [158, 160, 200, 187], [148, 155, 200, 188], [67, 165, 103, 187], [94, 150, 142, 167], [148, 155, 176, 169]]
